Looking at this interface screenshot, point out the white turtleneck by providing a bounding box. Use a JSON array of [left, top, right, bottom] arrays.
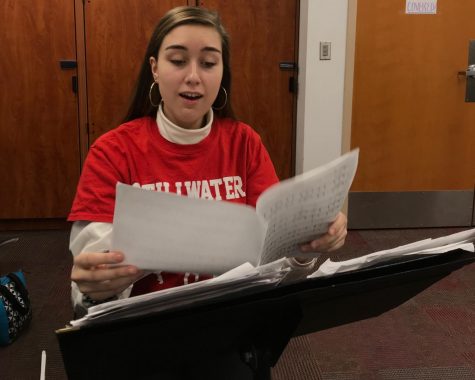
[[156, 103, 213, 144]]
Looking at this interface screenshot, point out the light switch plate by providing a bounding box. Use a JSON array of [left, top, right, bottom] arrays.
[[320, 42, 331, 60]]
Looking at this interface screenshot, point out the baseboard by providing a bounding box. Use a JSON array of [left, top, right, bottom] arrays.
[[348, 190, 475, 229], [0, 218, 71, 231]]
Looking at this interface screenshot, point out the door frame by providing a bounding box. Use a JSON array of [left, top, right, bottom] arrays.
[[75, 0, 89, 165]]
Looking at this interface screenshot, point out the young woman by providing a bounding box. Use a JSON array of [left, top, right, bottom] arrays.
[[68, 6, 347, 314]]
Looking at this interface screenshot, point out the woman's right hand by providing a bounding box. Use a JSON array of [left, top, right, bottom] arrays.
[[71, 251, 142, 302]]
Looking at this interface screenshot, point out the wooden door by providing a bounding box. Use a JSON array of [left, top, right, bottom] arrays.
[[198, 0, 299, 180], [84, 0, 189, 145], [349, 0, 475, 228], [0, 0, 81, 219]]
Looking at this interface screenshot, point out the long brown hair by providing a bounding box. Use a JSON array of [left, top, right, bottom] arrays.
[[123, 6, 234, 123]]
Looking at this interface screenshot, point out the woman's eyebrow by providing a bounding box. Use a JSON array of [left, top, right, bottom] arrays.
[[202, 46, 221, 54], [164, 44, 221, 54], [164, 44, 187, 51]]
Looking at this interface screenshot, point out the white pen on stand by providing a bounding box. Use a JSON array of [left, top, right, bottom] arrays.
[[40, 350, 46, 380]]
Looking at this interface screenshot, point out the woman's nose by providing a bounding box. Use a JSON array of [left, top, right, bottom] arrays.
[[185, 62, 200, 85]]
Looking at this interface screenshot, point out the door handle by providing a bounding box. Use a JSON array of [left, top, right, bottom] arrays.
[[466, 64, 475, 77], [59, 60, 77, 70], [59, 60, 78, 93], [72, 76, 78, 94], [279, 62, 297, 71], [458, 64, 475, 77]]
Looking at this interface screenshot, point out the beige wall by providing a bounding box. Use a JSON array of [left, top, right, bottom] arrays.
[[296, 0, 356, 174], [342, 0, 357, 154]]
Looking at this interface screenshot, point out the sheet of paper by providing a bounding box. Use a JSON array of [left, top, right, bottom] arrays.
[[112, 183, 267, 274], [309, 228, 475, 278], [256, 149, 359, 264]]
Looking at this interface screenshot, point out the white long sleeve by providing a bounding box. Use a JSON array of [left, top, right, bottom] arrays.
[[69, 221, 132, 315]]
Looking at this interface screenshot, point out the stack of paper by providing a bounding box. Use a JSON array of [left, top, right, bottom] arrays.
[[70, 259, 289, 328], [309, 228, 475, 278], [68, 228, 475, 329]]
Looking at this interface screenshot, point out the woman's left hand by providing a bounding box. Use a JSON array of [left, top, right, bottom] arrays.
[[300, 211, 348, 253]]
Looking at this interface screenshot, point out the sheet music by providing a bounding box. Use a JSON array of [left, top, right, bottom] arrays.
[[112, 184, 266, 274], [69, 261, 288, 327], [111, 149, 359, 274], [257, 149, 359, 264], [309, 228, 475, 278]]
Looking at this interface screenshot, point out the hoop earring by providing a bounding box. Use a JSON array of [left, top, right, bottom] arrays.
[[149, 81, 160, 107], [212, 86, 228, 111]]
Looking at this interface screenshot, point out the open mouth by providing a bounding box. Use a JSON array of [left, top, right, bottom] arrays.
[[180, 92, 203, 101]]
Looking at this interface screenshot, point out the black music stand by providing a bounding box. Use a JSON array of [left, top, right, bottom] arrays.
[[56, 249, 475, 380]]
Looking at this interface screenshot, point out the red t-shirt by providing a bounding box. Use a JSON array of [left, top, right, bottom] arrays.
[[69, 116, 279, 294]]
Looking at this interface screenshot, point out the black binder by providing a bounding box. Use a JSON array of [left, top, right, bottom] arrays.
[[56, 249, 475, 380]]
